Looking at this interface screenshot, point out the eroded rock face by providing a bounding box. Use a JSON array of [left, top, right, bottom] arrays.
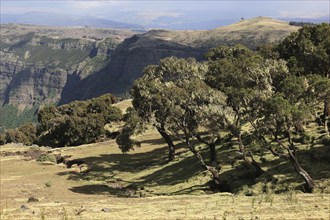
[[4, 66, 67, 109], [59, 34, 206, 103], [0, 26, 121, 111], [0, 19, 299, 128]]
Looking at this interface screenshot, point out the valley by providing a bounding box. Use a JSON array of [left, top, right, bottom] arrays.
[[0, 17, 299, 130]]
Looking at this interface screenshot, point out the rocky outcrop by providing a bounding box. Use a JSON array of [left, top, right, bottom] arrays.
[[4, 66, 67, 110]]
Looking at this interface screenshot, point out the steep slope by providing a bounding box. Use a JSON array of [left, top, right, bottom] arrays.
[[69, 17, 299, 98], [59, 34, 204, 103], [0, 17, 299, 129], [0, 24, 140, 130]]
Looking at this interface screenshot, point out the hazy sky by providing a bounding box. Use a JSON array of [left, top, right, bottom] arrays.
[[1, 1, 329, 25]]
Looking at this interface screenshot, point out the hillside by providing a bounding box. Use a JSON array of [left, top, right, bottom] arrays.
[[142, 17, 299, 48], [1, 115, 329, 219], [0, 24, 139, 130], [0, 17, 299, 130], [58, 17, 300, 99]]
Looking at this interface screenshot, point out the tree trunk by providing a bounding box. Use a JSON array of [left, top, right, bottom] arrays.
[[209, 142, 217, 166], [238, 133, 264, 177], [324, 95, 330, 136], [287, 149, 315, 193], [185, 137, 221, 187], [157, 128, 175, 161], [324, 96, 330, 117], [195, 135, 218, 166], [248, 151, 264, 177]]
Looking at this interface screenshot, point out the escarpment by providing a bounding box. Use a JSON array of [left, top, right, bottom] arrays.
[[0, 18, 299, 129]]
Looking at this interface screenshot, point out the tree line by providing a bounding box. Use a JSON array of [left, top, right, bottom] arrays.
[[1, 23, 329, 193], [0, 94, 122, 147], [116, 23, 330, 193]]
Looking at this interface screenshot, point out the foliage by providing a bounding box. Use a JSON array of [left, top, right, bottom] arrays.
[[120, 25, 330, 192], [0, 122, 37, 146], [38, 93, 121, 147], [289, 21, 315, 27], [276, 23, 330, 77], [37, 154, 57, 163], [205, 44, 289, 176], [116, 107, 144, 152]]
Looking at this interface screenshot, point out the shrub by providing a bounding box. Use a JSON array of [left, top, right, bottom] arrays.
[[0, 133, 6, 145], [37, 154, 57, 163], [37, 93, 121, 147]]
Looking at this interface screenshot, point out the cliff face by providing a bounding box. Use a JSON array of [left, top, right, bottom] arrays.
[[0, 19, 299, 129], [61, 18, 300, 102], [0, 26, 124, 111], [2, 64, 67, 110], [59, 34, 206, 104]]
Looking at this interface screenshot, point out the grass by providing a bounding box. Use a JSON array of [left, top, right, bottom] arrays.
[[144, 17, 299, 49], [1, 129, 330, 219], [1, 100, 330, 219]]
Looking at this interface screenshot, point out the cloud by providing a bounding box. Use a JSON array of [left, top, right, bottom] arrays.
[[135, 11, 182, 22], [69, 1, 104, 10], [278, 11, 329, 19]]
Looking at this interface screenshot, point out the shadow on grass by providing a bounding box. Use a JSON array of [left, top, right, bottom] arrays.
[[139, 137, 168, 146], [58, 140, 213, 197], [69, 184, 137, 197], [59, 133, 330, 196]]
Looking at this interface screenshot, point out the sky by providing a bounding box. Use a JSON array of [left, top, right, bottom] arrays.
[[1, 1, 329, 28]]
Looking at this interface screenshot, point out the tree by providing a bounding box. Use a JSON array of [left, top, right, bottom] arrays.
[[205, 45, 289, 176], [305, 75, 330, 135], [130, 64, 177, 161], [276, 23, 330, 78], [38, 93, 121, 147], [116, 107, 144, 152], [18, 123, 37, 145], [126, 57, 227, 186], [274, 23, 330, 131], [1, 122, 37, 145], [258, 93, 316, 192]]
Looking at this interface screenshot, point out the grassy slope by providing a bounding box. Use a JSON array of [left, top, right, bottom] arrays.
[[1, 139, 330, 219], [143, 17, 300, 49], [1, 100, 330, 219]]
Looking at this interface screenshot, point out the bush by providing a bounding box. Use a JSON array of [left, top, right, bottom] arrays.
[[18, 123, 37, 145], [37, 93, 121, 147], [1, 123, 38, 146], [37, 154, 57, 163], [0, 133, 6, 145]]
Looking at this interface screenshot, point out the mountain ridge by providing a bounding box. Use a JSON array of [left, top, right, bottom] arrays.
[[0, 17, 300, 130], [1, 12, 145, 30]]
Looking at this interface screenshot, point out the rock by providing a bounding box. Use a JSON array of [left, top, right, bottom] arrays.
[[20, 204, 29, 210], [75, 206, 86, 215], [27, 197, 39, 203], [71, 164, 79, 169], [79, 163, 91, 173], [101, 208, 111, 213]]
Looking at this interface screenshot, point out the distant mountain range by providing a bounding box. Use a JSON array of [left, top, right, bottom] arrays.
[[1, 12, 144, 30], [1, 12, 328, 30]]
